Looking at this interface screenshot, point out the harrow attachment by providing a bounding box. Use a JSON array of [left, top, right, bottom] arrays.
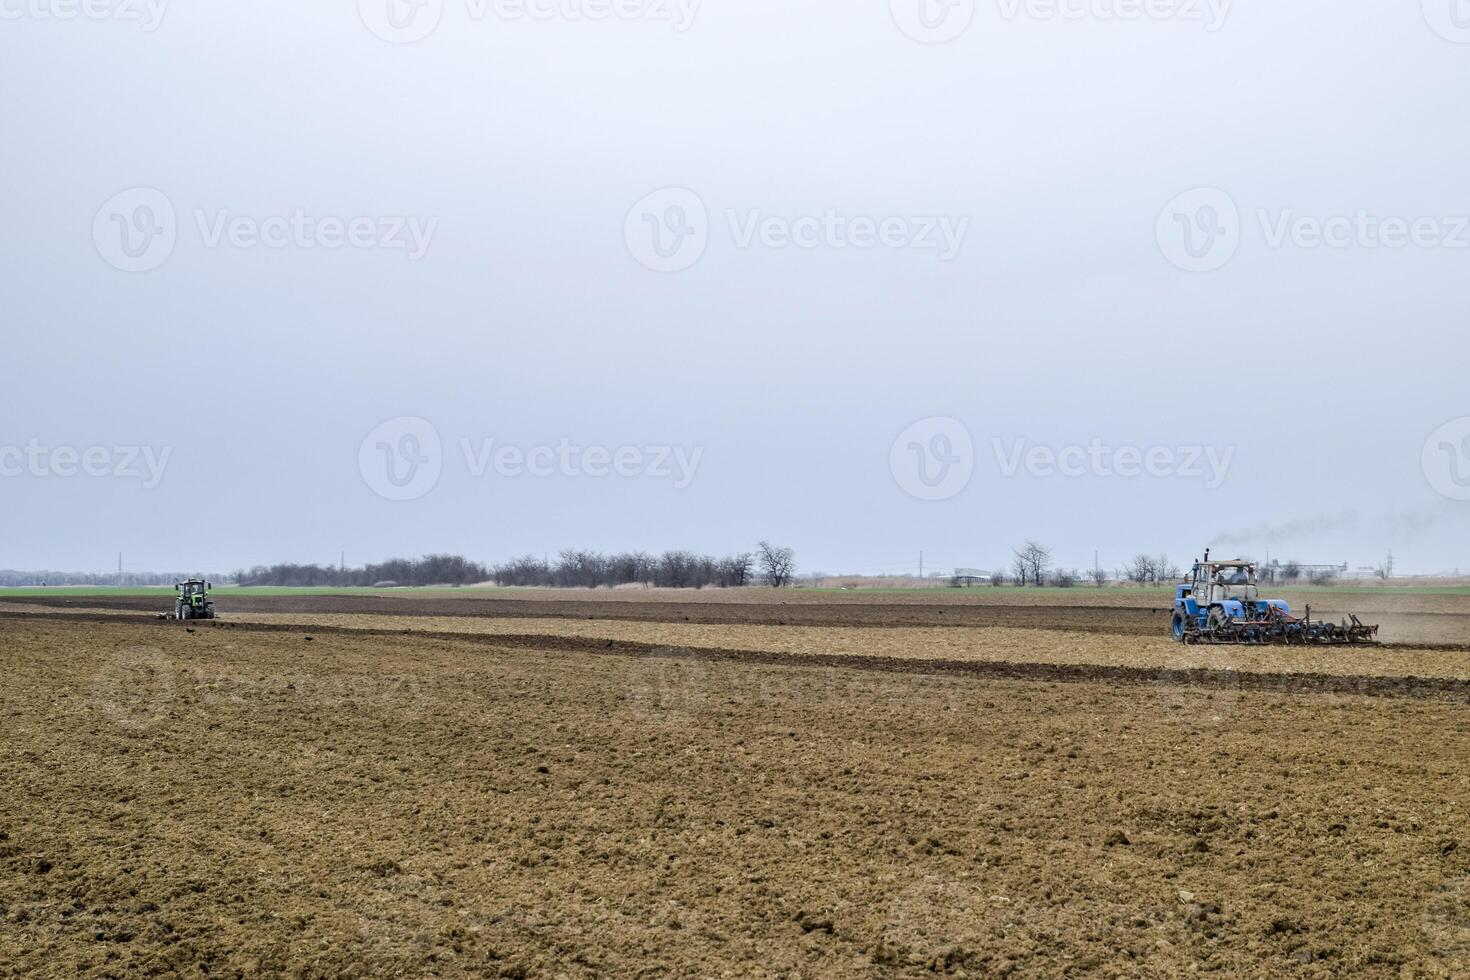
[[1179, 606, 1380, 646]]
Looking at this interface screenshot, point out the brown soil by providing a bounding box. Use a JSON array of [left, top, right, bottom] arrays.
[[8, 588, 1469, 643], [5, 610, 1470, 978], [13, 610, 1462, 682]]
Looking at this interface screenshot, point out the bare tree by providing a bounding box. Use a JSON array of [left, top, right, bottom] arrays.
[[1283, 561, 1302, 583], [1155, 555, 1180, 582], [1086, 565, 1109, 588], [1013, 541, 1051, 588], [1051, 568, 1078, 588], [1011, 552, 1030, 587], [721, 553, 755, 587], [1125, 554, 1156, 585], [990, 568, 1009, 587], [757, 541, 797, 588]]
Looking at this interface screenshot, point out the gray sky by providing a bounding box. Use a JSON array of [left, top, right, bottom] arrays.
[[3, 0, 1469, 577]]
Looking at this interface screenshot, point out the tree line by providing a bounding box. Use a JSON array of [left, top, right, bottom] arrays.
[[233, 554, 488, 588], [231, 542, 798, 589], [969, 543, 1348, 588], [492, 542, 796, 589], [0, 570, 217, 588], [966, 542, 1185, 588]]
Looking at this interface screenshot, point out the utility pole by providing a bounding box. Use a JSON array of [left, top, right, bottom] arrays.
[[919, 551, 923, 581], [118, 552, 123, 587]]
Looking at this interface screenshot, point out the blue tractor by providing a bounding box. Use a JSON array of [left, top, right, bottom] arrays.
[[1171, 550, 1377, 645]]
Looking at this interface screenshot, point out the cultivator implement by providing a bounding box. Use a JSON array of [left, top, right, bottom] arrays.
[[1171, 551, 1379, 646], [1177, 605, 1379, 646]]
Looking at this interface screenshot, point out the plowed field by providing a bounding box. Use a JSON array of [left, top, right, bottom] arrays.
[[3, 591, 1469, 977]]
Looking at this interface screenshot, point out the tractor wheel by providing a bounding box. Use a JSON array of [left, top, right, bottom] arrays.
[[1171, 612, 1188, 643], [180, 605, 191, 622], [1206, 606, 1230, 633]]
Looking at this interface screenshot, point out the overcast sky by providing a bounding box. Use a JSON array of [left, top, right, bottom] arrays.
[[3, 0, 1468, 577]]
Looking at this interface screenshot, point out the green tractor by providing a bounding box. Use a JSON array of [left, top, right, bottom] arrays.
[[174, 579, 216, 621]]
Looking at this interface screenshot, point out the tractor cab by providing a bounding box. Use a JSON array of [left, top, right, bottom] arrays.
[[1193, 558, 1258, 605]]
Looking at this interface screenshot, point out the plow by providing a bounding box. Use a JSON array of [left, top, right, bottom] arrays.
[[1171, 550, 1379, 645]]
